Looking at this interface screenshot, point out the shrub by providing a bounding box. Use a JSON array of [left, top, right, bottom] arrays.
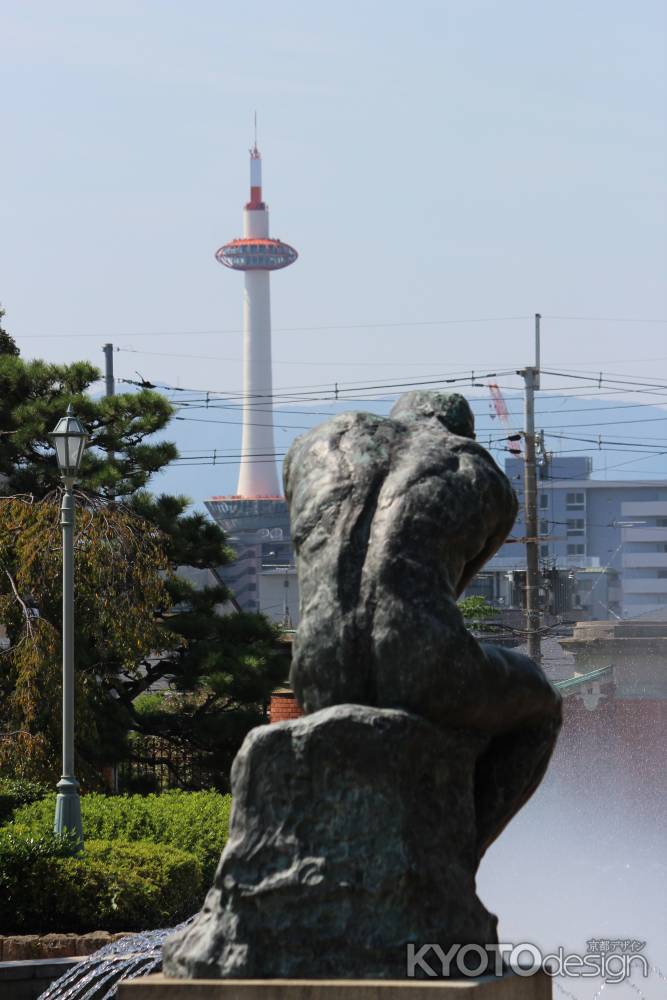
[[0, 830, 202, 933], [11, 789, 231, 882], [0, 777, 51, 822], [0, 828, 79, 885], [458, 596, 497, 622]]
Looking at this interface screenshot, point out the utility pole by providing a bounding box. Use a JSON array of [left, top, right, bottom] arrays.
[[519, 314, 541, 664], [103, 343, 115, 398], [281, 578, 293, 629], [103, 343, 116, 507], [102, 343, 118, 791]]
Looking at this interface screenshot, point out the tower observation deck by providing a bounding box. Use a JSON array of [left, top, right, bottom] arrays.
[[215, 145, 298, 499]]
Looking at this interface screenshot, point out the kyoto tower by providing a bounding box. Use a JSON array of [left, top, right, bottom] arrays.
[[215, 141, 298, 497]]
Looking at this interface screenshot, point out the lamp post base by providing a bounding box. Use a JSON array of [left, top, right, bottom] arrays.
[[54, 775, 84, 852]]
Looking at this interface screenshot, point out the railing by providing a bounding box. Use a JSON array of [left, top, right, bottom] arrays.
[[116, 736, 227, 793]]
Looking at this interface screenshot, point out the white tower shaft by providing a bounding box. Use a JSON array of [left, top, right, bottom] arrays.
[[237, 197, 281, 497]]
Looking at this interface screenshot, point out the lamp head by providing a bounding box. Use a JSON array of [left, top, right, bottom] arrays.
[[50, 404, 89, 479]]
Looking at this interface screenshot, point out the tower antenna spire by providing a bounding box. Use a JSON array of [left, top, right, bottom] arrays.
[[253, 110, 258, 152]]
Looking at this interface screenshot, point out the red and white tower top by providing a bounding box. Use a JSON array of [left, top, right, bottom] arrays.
[[247, 144, 264, 210], [216, 145, 298, 271]]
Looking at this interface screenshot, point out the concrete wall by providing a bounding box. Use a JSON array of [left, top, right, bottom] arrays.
[[0, 958, 82, 1000], [258, 568, 300, 626]]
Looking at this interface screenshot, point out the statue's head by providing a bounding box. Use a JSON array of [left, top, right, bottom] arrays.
[[390, 391, 475, 440]]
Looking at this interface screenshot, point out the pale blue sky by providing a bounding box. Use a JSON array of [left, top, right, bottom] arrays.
[[2, 1, 666, 501]]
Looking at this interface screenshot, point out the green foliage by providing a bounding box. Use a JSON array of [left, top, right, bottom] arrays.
[[0, 498, 171, 782], [11, 789, 232, 883], [131, 492, 235, 570], [132, 692, 168, 717], [0, 491, 286, 786], [458, 596, 497, 621], [0, 829, 84, 932], [0, 829, 201, 933], [0, 333, 176, 498], [0, 310, 287, 789], [0, 828, 79, 881], [115, 569, 288, 787], [0, 305, 19, 357], [0, 776, 50, 821]]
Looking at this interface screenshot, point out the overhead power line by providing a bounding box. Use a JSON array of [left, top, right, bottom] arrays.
[[169, 440, 667, 466], [115, 345, 667, 370], [16, 316, 533, 340], [175, 415, 313, 430], [121, 363, 667, 406], [172, 407, 667, 435], [164, 379, 664, 417], [544, 431, 667, 450], [132, 370, 526, 406], [14, 313, 667, 341], [541, 316, 667, 324], [541, 369, 667, 391]]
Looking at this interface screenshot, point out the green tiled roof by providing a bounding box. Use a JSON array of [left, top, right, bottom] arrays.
[[555, 664, 613, 694]]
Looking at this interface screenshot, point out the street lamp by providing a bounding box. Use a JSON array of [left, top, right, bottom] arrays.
[[50, 404, 88, 851]]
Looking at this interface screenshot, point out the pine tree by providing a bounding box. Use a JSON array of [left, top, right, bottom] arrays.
[[0, 306, 20, 358], [0, 313, 288, 788], [0, 341, 176, 499]]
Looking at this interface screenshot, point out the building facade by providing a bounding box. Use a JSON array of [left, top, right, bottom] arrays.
[[479, 456, 667, 619], [205, 496, 299, 626]]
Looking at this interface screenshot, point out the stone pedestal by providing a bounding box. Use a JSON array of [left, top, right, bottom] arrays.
[[118, 973, 552, 1000], [163, 705, 500, 980]]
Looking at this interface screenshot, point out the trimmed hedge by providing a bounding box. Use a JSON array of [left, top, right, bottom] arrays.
[[0, 777, 51, 822], [11, 789, 231, 882], [0, 830, 202, 933]]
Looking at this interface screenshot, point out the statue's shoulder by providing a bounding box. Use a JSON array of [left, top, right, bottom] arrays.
[[286, 411, 396, 470], [284, 411, 399, 520], [313, 410, 388, 441]]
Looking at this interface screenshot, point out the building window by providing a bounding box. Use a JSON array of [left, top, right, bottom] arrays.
[[658, 570, 667, 579], [566, 492, 585, 510], [567, 518, 585, 537], [539, 494, 549, 509], [567, 544, 585, 555], [261, 542, 293, 568], [540, 544, 549, 557], [539, 519, 549, 535]]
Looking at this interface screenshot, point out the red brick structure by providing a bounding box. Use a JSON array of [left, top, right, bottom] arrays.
[[269, 687, 303, 724]]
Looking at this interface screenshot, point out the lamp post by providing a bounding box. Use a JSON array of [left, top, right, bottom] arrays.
[[50, 404, 88, 850]]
